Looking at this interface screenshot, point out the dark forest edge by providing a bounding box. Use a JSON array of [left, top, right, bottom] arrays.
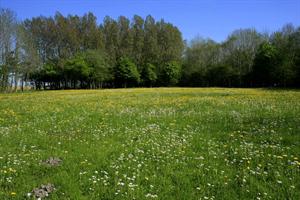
[[1, 9, 300, 92]]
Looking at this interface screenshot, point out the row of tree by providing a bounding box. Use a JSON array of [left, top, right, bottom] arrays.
[[182, 26, 300, 87], [1, 9, 299, 91]]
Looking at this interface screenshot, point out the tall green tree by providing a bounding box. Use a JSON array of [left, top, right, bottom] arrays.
[[0, 8, 18, 91], [160, 61, 181, 86], [117, 16, 133, 59], [143, 15, 159, 66], [114, 57, 140, 87], [221, 29, 264, 86], [252, 42, 278, 86], [64, 55, 90, 88], [182, 37, 219, 86], [157, 20, 184, 65], [131, 15, 144, 71], [84, 49, 112, 88], [142, 63, 157, 87], [102, 16, 119, 67], [19, 21, 41, 90], [81, 12, 104, 50], [270, 24, 298, 87]]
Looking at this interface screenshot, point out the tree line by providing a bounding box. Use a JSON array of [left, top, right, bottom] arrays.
[[182, 26, 300, 87], [1, 9, 299, 91]]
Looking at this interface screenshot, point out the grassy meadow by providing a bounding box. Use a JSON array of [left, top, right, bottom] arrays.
[[0, 88, 299, 199]]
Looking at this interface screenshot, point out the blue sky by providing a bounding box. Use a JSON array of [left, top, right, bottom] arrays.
[[1, 0, 299, 42]]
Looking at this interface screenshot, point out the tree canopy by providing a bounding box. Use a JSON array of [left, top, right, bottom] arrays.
[[0, 9, 299, 91]]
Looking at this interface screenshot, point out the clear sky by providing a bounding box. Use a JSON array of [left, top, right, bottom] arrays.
[[1, 0, 299, 42]]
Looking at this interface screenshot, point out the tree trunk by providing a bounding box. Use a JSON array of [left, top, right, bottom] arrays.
[[14, 72, 18, 92]]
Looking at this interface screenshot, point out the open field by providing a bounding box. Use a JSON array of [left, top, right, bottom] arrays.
[[0, 88, 299, 199]]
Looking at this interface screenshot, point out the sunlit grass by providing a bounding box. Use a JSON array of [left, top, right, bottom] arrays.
[[0, 88, 299, 199]]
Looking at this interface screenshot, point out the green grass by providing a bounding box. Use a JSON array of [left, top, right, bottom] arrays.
[[0, 88, 299, 199]]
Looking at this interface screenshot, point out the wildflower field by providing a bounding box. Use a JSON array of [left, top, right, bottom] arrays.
[[0, 88, 299, 200]]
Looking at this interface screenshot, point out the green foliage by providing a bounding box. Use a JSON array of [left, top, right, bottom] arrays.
[[117, 16, 133, 58], [161, 61, 181, 86], [131, 15, 144, 69], [270, 25, 300, 87], [157, 20, 184, 65], [252, 42, 278, 86], [84, 50, 112, 86], [64, 56, 90, 81], [206, 64, 235, 86], [30, 51, 112, 89], [181, 38, 219, 86], [1, 9, 300, 90], [114, 57, 140, 87], [142, 63, 157, 87], [43, 63, 60, 80]]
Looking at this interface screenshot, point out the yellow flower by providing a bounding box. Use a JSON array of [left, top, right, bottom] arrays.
[[11, 192, 16, 196]]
